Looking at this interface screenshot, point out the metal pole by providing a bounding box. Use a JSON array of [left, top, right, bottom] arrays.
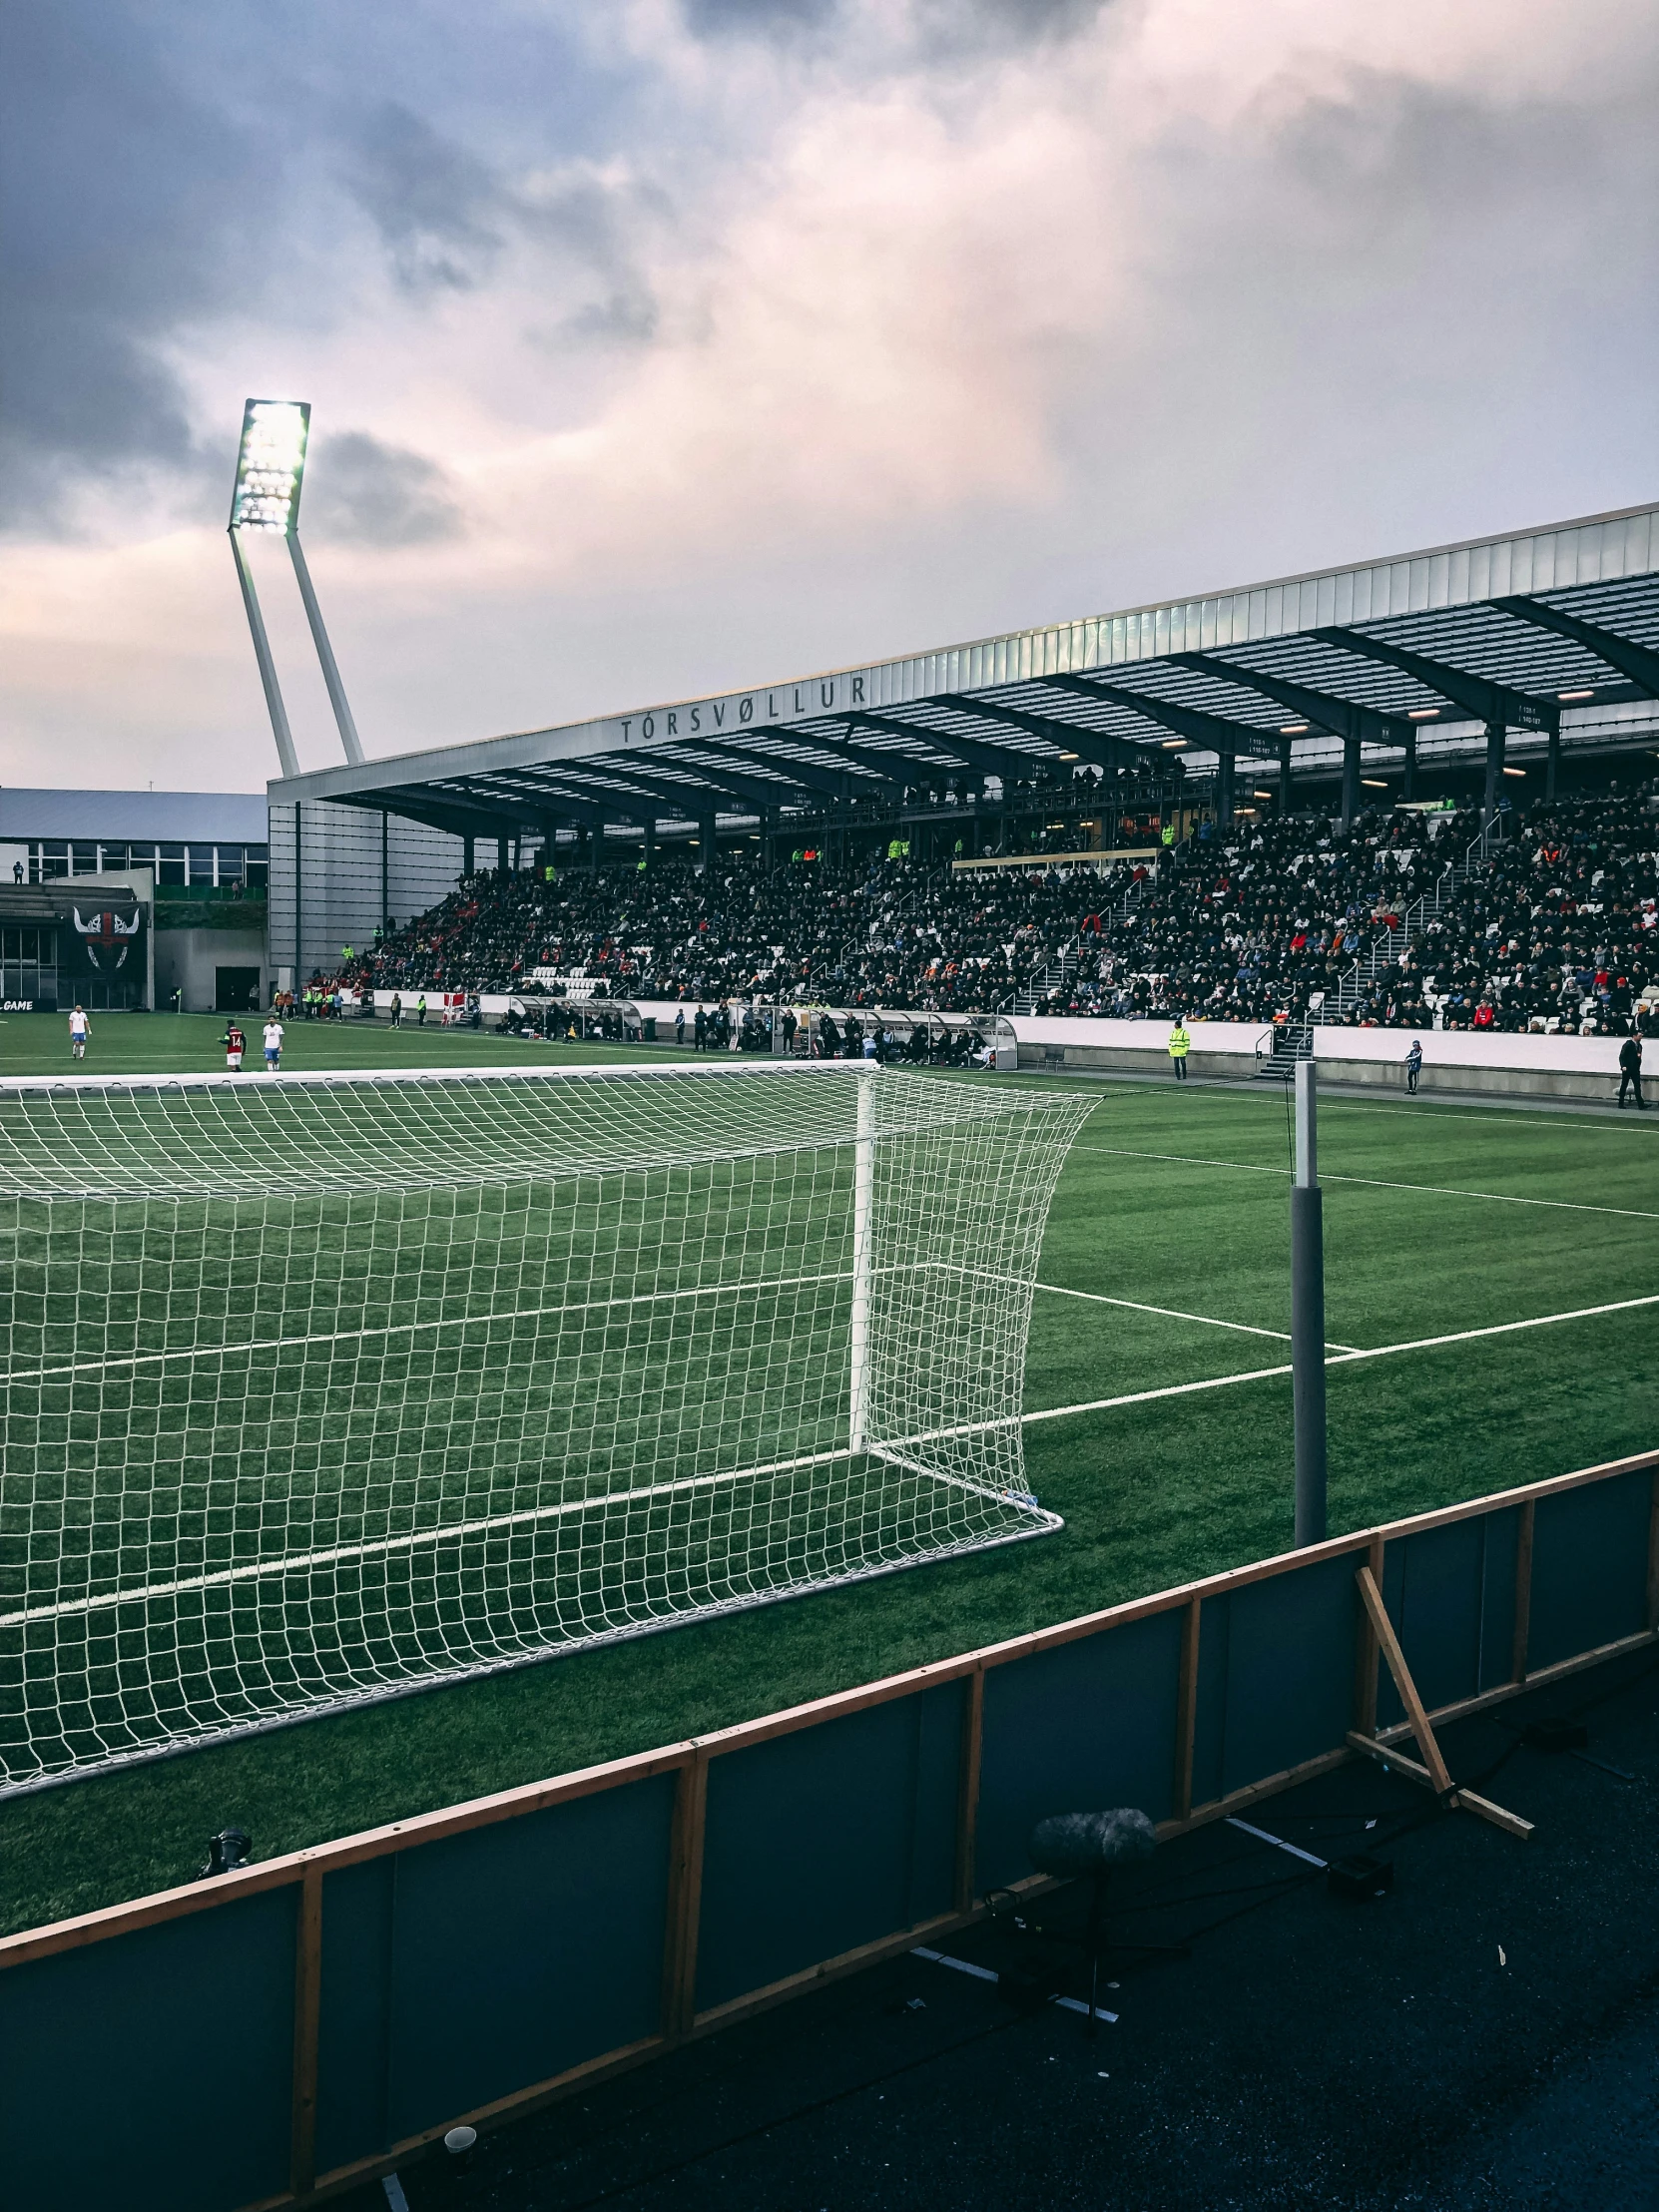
[[848, 1071, 876, 1456], [1292, 1058, 1328, 1546], [287, 534, 364, 765], [230, 530, 299, 780], [1340, 739, 1360, 831]]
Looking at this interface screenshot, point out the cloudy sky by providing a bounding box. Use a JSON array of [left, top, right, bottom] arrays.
[[3, 0, 1657, 794]]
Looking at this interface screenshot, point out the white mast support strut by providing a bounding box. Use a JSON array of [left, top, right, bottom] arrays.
[[230, 528, 300, 781], [287, 532, 365, 766], [848, 1069, 876, 1454]]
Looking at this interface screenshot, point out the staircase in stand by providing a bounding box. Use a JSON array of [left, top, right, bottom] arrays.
[[1253, 1022, 1315, 1079], [1312, 817, 1502, 1025], [1009, 860, 1154, 1014]]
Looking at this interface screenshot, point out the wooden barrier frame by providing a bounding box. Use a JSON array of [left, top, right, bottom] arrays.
[[4, 1448, 1657, 2209]]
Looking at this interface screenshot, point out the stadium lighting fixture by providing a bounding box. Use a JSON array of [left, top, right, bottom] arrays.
[[1160, 738, 1187, 748], [1503, 766, 1527, 777], [1407, 708, 1440, 720], [1058, 752, 1079, 761], [1361, 778, 1387, 789], [228, 398, 365, 777], [1279, 723, 1309, 735], [230, 399, 309, 532], [1252, 789, 1273, 800], [1557, 688, 1595, 700]]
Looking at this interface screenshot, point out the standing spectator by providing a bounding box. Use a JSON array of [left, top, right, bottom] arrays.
[[263, 1015, 284, 1070], [1404, 1037, 1423, 1096], [68, 1004, 90, 1060], [1618, 1033, 1646, 1110], [1167, 1015, 1191, 1081], [694, 1005, 707, 1050], [675, 1006, 686, 1048], [417, 994, 428, 1026], [223, 1020, 246, 1072], [389, 991, 403, 1027]]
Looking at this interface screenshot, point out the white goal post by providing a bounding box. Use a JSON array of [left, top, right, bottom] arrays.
[[0, 1062, 1089, 1793]]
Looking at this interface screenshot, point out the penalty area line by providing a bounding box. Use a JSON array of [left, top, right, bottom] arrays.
[[1032, 1280, 1362, 1354], [1021, 1289, 1659, 1427]]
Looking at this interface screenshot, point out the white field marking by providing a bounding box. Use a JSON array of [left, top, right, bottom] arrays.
[[1032, 1279, 1363, 1355], [23, 1292, 1654, 1631], [1017, 1288, 1659, 1429], [1316, 1100, 1659, 1137], [1226, 1817, 1328, 1871], [0, 1442, 865, 1629], [1072, 1144, 1659, 1223], [0, 1266, 857, 1386]]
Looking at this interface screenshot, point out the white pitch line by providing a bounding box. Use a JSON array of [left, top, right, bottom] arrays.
[[1074, 1144, 1659, 1222], [1032, 1279, 1362, 1354], [1021, 1289, 1659, 1427]]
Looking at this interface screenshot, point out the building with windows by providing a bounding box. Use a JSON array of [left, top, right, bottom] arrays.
[[0, 792, 270, 1012]]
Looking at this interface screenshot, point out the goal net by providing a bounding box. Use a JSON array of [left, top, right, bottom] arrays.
[[0, 1063, 1089, 1792]]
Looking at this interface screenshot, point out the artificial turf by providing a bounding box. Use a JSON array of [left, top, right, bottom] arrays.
[[1, 1024, 1655, 1936]]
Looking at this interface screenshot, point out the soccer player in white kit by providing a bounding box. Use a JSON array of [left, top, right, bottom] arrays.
[[68, 1005, 90, 1059], [263, 1017, 284, 1070]]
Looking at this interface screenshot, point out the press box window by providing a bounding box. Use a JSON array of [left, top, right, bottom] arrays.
[[159, 844, 187, 886]]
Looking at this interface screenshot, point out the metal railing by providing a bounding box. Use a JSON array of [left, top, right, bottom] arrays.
[[1313, 816, 1503, 1025]]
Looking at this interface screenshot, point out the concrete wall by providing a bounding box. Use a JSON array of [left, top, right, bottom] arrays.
[[154, 927, 269, 1013], [1009, 1015, 1636, 1104], [268, 801, 466, 983]]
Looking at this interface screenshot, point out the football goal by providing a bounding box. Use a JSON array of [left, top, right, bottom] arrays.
[[0, 1062, 1089, 1793]]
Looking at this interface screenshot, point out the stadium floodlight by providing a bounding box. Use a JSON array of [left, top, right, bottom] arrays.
[[229, 398, 309, 532], [228, 398, 366, 773], [0, 1061, 1090, 1792]]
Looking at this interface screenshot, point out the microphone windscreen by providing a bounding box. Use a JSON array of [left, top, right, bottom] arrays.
[[1029, 1808, 1157, 1878]]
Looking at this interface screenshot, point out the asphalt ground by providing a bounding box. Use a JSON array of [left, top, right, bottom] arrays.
[[348, 1648, 1659, 2212]]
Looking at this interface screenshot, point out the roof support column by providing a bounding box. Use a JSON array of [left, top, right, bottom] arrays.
[[1546, 725, 1560, 804], [698, 814, 716, 873], [1278, 737, 1294, 815], [1401, 730, 1416, 803], [496, 832, 509, 875], [1341, 739, 1361, 831], [640, 814, 656, 871], [462, 834, 475, 878], [1216, 748, 1236, 827], [1483, 722, 1505, 825]]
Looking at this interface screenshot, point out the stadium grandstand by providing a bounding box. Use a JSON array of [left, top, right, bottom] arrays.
[[262, 501, 1659, 1047]]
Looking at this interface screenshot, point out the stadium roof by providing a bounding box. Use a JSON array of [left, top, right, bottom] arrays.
[[269, 502, 1659, 839]]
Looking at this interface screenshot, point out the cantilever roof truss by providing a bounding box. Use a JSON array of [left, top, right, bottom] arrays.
[[270, 503, 1659, 835]]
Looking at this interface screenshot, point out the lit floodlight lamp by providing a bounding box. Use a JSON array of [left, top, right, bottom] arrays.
[[230, 398, 310, 532], [228, 397, 365, 776]]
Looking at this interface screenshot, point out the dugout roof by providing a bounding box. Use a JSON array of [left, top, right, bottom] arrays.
[[269, 502, 1659, 839]]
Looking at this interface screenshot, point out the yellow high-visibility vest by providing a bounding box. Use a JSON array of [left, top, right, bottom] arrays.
[[1168, 1025, 1191, 1056]]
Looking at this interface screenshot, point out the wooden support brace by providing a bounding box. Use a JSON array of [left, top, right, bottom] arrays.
[[1352, 1567, 1532, 1840], [1346, 1733, 1534, 1840]]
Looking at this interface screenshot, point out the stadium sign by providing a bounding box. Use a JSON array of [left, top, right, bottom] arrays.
[[613, 674, 870, 745]]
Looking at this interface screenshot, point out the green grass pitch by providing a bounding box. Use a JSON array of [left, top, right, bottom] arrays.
[[0, 1008, 1655, 1935]]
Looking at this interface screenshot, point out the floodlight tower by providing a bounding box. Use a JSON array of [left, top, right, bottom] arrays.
[[228, 398, 365, 772]]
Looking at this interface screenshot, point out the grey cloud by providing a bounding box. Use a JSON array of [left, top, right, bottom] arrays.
[[0, 1, 271, 529], [341, 103, 507, 291], [682, 0, 839, 37], [302, 431, 464, 546]]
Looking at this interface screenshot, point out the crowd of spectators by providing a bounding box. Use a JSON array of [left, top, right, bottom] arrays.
[[343, 775, 1659, 1038]]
